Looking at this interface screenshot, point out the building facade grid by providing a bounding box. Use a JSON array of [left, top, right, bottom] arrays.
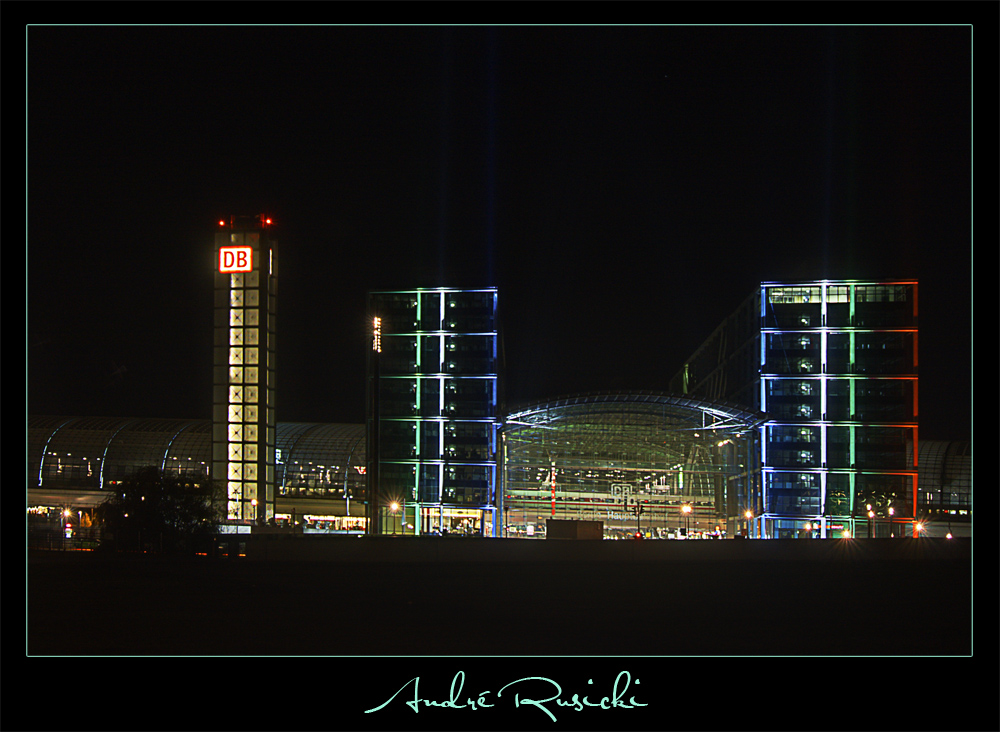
[[672, 280, 919, 539], [366, 288, 500, 536], [212, 216, 278, 524]]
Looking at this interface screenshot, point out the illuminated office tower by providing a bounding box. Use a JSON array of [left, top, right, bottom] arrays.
[[672, 280, 918, 539], [212, 215, 277, 524], [367, 288, 500, 536]]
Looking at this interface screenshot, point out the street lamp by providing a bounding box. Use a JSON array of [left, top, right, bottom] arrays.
[[744, 510, 753, 539], [62, 508, 73, 545], [390, 501, 400, 536], [627, 497, 645, 537], [681, 504, 692, 538], [887, 506, 895, 538]]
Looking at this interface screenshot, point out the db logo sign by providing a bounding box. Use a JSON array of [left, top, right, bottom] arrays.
[[219, 246, 253, 273]]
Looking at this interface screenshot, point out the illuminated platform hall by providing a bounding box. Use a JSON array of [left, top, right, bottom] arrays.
[[28, 417, 368, 535], [28, 412, 970, 540], [502, 393, 764, 539]]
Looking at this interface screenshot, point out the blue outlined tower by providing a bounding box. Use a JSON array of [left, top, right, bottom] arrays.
[[672, 279, 918, 539], [756, 281, 918, 539]]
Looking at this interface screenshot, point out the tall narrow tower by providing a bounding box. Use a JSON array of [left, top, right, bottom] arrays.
[[212, 215, 278, 524], [366, 288, 500, 536]]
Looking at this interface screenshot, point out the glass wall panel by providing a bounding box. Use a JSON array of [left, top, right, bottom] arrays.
[[854, 380, 915, 422], [763, 286, 821, 328], [825, 426, 852, 468], [855, 426, 913, 469], [765, 472, 821, 515], [825, 379, 852, 420], [826, 333, 853, 373], [380, 464, 417, 501], [855, 473, 915, 521], [764, 334, 820, 374], [854, 285, 915, 327], [855, 332, 916, 374], [765, 378, 820, 419], [765, 425, 820, 468], [824, 473, 852, 516]]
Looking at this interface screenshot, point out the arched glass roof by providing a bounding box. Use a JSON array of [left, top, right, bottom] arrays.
[[507, 391, 764, 432], [503, 392, 764, 504], [277, 423, 366, 498], [28, 417, 208, 491], [28, 417, 366, 500], [917, 440, 971, 510]]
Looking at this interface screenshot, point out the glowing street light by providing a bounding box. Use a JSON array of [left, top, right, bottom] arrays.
[[390, 501, 400, 536], [62, 508, 73, 541], [681, 504, 692, 538]]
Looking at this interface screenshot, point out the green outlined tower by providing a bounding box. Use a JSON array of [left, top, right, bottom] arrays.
[[366, 288, 500, 537], [212, 215, 277, 524]]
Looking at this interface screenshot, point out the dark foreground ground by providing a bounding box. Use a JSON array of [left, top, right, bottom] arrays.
[[27, 537, 971, 657], [24, 538, 979, 731]]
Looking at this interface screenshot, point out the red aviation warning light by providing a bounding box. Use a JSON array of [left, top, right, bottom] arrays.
[[217, 214, 275, 228]]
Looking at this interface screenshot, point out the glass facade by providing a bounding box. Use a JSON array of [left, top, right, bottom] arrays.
[[33, 412, 966, 539], [503, 394, 762, 539], [915, 440, 971, 536], [29, 417, 211, 491], [672, 280, 919, 539], [32, 273, 950, 542], [29, 417, 367, 528], [366, 288, 500, 536], [213, 216, 278, 524]]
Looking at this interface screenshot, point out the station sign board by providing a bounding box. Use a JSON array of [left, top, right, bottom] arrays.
[[219, 246, 253, 273]]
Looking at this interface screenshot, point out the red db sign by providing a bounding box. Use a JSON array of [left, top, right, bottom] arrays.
[[219, 246, 253, 273]]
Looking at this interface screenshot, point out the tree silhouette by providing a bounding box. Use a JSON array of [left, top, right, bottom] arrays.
[[95, 467, 224, 553]]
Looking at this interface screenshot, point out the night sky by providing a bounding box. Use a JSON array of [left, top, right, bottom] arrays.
[[27, 24, 973, 441]]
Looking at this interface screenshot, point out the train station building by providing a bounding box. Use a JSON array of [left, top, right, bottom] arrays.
[[25, 221, 971, 541]]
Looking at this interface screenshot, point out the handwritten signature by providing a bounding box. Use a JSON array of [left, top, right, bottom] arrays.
[[364, 670, 646, 722]]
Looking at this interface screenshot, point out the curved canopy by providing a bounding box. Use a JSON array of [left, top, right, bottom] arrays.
[[503, 392, 764, 510], [507, 391, 764, 432], [28, 416, 366, 500]]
